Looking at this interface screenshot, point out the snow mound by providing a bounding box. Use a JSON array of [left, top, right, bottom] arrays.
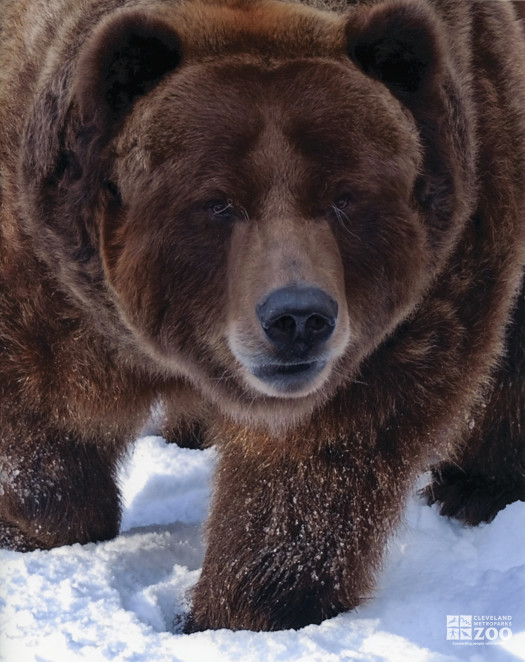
[[1, 436, 524, 661]]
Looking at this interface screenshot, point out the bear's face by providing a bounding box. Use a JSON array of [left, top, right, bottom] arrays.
[[105, 55, 424, 400], [36, 0, 469, 427]]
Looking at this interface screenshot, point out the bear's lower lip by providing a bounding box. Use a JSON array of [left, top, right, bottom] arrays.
[[250, 360, 327, 394], [254, 362, 316, 378]]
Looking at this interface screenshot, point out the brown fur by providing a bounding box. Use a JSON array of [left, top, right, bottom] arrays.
[[1, 0, 524, 631]]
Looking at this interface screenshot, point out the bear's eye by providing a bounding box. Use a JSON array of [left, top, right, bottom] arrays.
[[333, 195, 352, 212], [103, 179, 122, 205], [208, 199, 235, 221]]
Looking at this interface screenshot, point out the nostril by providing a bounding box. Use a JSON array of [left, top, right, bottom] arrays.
[[263, 314, 296, 334], [264, 314, 297, 345], [306, 313, 334, 335]]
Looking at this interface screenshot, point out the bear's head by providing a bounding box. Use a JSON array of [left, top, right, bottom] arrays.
[[20, 0, 475, 429]]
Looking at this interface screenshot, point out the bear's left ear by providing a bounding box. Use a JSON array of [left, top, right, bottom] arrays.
[[346, 0, 445, 103], [74, 9, 182, 124]]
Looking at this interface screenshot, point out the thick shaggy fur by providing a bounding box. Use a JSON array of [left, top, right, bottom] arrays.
[[1, 0, 524, 631]]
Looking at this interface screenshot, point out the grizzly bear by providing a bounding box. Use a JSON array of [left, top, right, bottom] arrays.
[[1, 0, 524, 632]]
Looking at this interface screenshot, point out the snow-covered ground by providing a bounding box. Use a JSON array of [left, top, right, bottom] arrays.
[[1, 435, 524, 662]]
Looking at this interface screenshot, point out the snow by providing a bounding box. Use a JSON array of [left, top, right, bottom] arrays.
[[1, 435, 524, 662]]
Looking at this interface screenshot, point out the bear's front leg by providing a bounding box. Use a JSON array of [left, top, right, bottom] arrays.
[[0, 422, 125, 551], [188, 428, 410, 631], [426, 283, 525, 525]]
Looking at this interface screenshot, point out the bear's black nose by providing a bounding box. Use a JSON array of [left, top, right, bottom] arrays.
[[256, 286, 338, 355]]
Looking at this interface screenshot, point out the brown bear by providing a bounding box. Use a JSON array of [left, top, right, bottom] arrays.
[[1, 0, 524, 632]]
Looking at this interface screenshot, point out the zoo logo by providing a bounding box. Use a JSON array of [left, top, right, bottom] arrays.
[[446, 615, 512, 645]]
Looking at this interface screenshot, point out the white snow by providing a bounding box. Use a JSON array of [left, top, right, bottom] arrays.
[[1, 435, 524, 662]]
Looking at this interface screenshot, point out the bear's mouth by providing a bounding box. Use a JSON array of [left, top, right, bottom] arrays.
[[254, 361, 318, 378], [250, 359, 327, 395]]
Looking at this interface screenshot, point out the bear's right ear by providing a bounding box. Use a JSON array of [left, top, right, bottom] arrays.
[[74, 9, 182, 123]]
